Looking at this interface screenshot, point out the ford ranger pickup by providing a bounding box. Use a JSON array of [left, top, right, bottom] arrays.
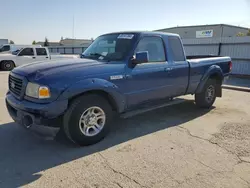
[[5, 31, 232, 145]]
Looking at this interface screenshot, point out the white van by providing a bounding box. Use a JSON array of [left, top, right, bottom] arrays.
[[0, 44, 42, 54]]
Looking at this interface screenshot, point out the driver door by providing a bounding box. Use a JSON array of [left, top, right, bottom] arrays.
[[16, 48, 36, 66], [124, 36, 172, 108]]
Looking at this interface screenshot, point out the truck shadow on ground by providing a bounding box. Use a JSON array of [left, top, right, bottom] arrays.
[[0, 99, 214, 187]]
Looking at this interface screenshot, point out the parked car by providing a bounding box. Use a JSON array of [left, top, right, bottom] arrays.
[[5, 31, 232, 146], [0, 46, 79, 70]]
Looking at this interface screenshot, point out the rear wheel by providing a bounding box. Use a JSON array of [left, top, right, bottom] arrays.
[[1, 61, 15, 71], [195, 79, 217, 108], [63, 94, 113, 146]]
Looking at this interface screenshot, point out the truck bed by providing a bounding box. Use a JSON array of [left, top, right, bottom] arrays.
[[186, 55, 231, 94]]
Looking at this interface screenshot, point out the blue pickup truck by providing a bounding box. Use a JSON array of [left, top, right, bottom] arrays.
[[6, 31, 232, 145]]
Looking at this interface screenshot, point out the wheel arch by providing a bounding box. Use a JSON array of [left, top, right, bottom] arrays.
[[68, 89, 120, 113], [196, 65, 223, 97]]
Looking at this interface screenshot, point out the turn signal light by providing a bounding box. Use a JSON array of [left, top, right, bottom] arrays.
[[39, 87, 50, 99]]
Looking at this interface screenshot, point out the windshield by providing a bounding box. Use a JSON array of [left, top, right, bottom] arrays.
[[82, 33, 137, 61]]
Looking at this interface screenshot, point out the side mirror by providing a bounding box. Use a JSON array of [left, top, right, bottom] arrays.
[[133, 51, 149, 64]]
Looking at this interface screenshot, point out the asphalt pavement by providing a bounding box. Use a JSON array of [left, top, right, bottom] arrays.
[[0, 71, 249, 188]]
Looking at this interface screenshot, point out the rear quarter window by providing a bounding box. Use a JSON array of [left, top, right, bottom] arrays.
[[168, 37, 185, 62], [36, 48, 47, 56]]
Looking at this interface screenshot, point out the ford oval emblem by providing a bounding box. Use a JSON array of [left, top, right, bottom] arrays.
[[11, 82, 15, 88]]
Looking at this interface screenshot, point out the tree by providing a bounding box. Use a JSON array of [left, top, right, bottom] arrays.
[[236, 29, 250, 37], [247, 29, 250, 36], [9, 40, 14, 44], [236, 32, 246, 37], [44, 37, 49, 46], [32, 40, 36, 45]]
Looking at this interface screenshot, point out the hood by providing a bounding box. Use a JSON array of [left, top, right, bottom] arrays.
[[13, 58, 102, 76], [12, 58, 125, 85], [0, 53, 15, 57]]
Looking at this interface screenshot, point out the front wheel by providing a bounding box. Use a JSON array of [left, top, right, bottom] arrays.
[[1, 61, 15, 71], [195, 79, 217, 108], [63, 95, 113, 146]]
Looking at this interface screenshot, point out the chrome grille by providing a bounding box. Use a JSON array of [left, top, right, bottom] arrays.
[[9, 74, 23, 97]]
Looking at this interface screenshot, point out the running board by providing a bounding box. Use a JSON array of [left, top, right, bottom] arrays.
[[120, 98, 186, 119]]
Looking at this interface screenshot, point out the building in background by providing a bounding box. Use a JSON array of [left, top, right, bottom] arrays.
[[156, 24, 249, 39], [60, 38, 93, 46], [36, 38, 93, 47], [0, 39, 9, 46], [36, 41, 61, 46]]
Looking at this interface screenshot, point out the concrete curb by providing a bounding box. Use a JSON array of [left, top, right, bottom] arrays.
[[222, 85, 250, 92]]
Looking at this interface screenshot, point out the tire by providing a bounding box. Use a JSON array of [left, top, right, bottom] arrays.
[[195, 79, 217, 108], [63, 94, 113, 146], [1, 61, 15, 71]]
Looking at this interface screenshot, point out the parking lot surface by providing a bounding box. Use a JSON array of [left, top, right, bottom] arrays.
[[0, 71, 250, 188]]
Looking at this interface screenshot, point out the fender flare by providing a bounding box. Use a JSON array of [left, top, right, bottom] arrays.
[[196, 65, 223, 94], [58, 78, 126, 113]]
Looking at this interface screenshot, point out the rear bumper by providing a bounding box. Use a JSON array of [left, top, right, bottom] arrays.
[[6, 92, 68, 128]]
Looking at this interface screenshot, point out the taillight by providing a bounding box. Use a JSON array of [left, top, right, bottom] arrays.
[[229, 61, 232, 72]]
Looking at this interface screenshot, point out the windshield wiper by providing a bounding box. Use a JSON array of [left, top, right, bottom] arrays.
[[88, 53, 111, 62], [89, 53, 106, 58]]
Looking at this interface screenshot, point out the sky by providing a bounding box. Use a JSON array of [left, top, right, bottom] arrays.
[[1, 0, 250, 44]]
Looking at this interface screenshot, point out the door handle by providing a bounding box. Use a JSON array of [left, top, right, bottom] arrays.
[[46, 57, 49, 58], [32, 57, 36, 59]]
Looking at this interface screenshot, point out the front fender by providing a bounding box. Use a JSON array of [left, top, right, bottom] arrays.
[[58, 78, 126, 112], [196, 65, 223, 93]]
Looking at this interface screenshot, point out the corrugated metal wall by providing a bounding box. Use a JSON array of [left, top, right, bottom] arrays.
[[48, 46, 88, 55], [183, 36, 250, 75]]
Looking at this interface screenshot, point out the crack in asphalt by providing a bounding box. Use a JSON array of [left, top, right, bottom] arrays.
[[98, 152, 148, 188], [114, 181, 124, 188], [193, 158, 220, 172], [240, 178, 250, 187], [177, 126, 250, 165]]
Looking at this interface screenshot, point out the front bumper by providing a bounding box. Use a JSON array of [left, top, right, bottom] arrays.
[[6, 92, 68, 128]]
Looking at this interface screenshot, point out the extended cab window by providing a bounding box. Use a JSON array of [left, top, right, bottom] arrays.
[[135, 37, 166, 62], [36, 48, 47, 56], [18, 48, 34, 56], [168, 37, 185, 61]]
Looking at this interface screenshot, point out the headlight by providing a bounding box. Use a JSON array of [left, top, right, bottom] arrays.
[[25, 82, 50, 99]]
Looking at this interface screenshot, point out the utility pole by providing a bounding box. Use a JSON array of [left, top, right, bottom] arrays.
[[72, 15, 75, 39], [72, 15, 75, 46]]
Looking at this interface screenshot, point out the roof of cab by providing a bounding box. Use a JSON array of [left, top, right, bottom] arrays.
[[100, 31, 180, 37]]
